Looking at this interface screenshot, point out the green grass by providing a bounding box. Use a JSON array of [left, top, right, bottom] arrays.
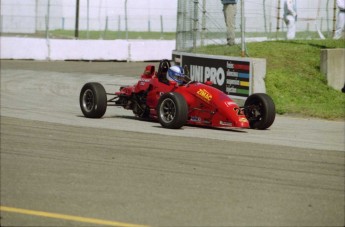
[[194, 39, 345, 120], [46, 29, 327, 40], [47, 30, 176, 40]]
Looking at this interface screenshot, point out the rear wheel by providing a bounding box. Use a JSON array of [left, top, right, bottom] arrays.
[[244, 93, 275, 130], [157, 92, 188, 129], [80, 82, 107, 118]]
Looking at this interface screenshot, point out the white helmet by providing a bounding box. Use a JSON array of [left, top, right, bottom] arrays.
[[167, 66, 186, 85]]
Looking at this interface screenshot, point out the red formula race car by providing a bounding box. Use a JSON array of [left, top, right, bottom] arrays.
[[79, 60, 275, 130]]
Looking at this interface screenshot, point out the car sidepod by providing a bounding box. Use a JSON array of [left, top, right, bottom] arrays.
[[183, 83, 250, 128]]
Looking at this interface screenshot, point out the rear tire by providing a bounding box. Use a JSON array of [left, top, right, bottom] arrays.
[[80, 82, 107, 118], [157, 92, 188, 129], [244, 93, 275, 130]]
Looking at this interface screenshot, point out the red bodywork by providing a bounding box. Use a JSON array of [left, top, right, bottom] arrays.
[[115, 65, 250, 129]]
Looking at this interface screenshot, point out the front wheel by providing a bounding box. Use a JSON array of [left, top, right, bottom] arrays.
[[244, 93, 275, 130], [80, 82, 107, 118], [157, 92, 188, 129]]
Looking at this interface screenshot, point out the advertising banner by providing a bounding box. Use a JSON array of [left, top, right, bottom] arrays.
[[173, 51, 252, 99]]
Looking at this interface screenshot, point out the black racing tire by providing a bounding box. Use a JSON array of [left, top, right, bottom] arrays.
[[79, 82, 107, 118], [244, 93, 275, 130], [157, 92, 188, 129]]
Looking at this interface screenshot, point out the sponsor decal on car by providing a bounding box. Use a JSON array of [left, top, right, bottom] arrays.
[[196, 88, 212, 103], [190, 116, 201, 122], [140, 78, 151, 82], [224, 101, 236, 107], [239, 117, 248, 123], [139, 78, 151, 86], [220, 121, 233, 126], [233, 107, 243, 115]]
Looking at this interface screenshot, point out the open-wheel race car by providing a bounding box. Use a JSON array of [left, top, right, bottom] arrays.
[[80, 59, 275, 130]]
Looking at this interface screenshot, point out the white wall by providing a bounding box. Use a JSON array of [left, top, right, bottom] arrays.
[[0, 37, 175, 61]]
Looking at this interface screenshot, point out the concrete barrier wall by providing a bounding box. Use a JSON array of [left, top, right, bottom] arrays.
[[320, 48, 345, 91], [0, 37, 176, 61], [251, 58, 267, 94]]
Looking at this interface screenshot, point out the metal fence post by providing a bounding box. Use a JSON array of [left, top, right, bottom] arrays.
[[263, 0, 268, 35], [326, 0, 330, 36], [61, 17, 65, 30], [201, 0, 206, 46], [46, 0, 50, 39], [75, 0, 80, 39], [276, 0, 281, 39], [87, 0, 90, 39], [125, 0, 128, 40], [332, 0, 336, 37], [241, 0, 245, 57], [160, 15, 164, 39], [117, 15, 121, 39], [104, 16, 108, 39], [193, 0, 199, 50]]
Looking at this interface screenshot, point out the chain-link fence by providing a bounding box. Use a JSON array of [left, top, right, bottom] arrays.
[[176, 0, 339, 51], [0, 0, 340, 48], [0, 0, 177, 40]]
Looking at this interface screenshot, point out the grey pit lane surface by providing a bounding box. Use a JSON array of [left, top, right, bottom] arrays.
[[1, 60, 344, 226]]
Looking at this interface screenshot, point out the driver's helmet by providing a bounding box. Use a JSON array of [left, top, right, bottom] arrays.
[[167, 66, 186, 85]]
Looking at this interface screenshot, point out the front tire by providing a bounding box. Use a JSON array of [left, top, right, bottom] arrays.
[[244, 93, 275, 130], [157, 92, 188, 129], [80, 82, 107, 118]]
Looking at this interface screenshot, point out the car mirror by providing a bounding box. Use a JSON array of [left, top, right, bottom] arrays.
[[205, 81, 213, 86]]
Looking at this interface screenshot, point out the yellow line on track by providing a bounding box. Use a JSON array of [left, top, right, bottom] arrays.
[[0, 206, 149, 227]]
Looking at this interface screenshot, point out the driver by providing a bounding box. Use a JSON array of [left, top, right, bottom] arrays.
[[167, 66, 188, 85]]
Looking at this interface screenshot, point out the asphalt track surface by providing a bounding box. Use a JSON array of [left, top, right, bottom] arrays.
[[1, 60, 344, 226]]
